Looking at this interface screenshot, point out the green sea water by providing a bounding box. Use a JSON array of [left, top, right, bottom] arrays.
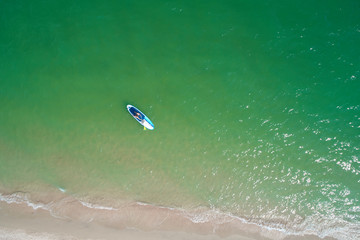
[[1, 0, 359, 239]]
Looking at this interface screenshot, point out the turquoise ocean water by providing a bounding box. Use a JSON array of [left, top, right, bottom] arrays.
[[1, 1, 359, 239]]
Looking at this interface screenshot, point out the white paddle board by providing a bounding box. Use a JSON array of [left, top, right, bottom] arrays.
[[127, 105, 154, 130]]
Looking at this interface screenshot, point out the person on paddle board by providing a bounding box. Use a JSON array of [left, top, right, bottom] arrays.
[[135, 112, 143, 121], [130, 107, 144, 121]]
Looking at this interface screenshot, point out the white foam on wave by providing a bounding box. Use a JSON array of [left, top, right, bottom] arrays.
[[177, 203, 360, 240], [135, 201, 177, 211], [182, 208, 236, 224], [133, 201, 292, 238], [79, 200, 118, 211], [0, 192, 48, 211]]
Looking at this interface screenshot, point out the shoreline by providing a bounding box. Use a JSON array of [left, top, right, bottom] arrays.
[[0, 188, 334, 240], [0, 200, 260, 240]]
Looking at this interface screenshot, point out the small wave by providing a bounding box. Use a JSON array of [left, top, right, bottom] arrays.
[[79, 200, 118, 211], [57, 187, 66, 193], [135, 201, 177, 210], [0, 192, 48, 211], [182, 207, 237, 224]]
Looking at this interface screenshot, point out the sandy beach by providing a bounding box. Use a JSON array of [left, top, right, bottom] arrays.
[[0, 190, 333, 240], [0, 200, 259, 240]]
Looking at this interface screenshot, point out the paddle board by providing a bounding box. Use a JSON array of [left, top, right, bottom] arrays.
[[127, 105, 154, 130]]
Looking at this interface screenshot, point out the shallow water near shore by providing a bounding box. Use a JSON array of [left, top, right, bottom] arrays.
[[1, 0, 359, 239]]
